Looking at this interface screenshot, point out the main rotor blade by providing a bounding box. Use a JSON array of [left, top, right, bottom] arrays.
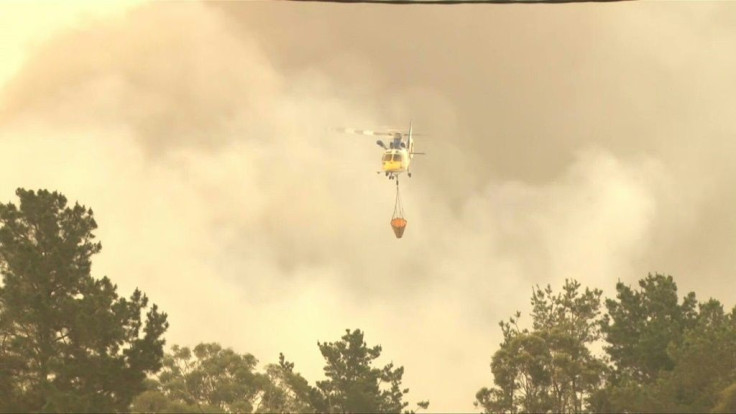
[[335, 127, 395, 137]]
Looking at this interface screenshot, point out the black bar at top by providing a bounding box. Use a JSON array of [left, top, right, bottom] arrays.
[[286, 0, 632, 4]]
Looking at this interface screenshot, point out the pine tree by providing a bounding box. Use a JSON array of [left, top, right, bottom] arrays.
[[0, 188, 168, 412]]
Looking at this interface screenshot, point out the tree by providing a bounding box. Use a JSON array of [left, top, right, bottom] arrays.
[[476, 279, 605, 413], [597, 274, 699, 412], [532, 280, 606, 413], [257, 353, 316, 413], [602, 274, 698, 385], [476, 318, 552, 414], [589, 274, 736, 413], [636, 299, 736, 413], [313, 329, 429, 413], [0, 188, 168, 412], [132, 343, 269, 413]]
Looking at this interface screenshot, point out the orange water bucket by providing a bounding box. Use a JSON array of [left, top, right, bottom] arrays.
[[390, 217, 407, 238]]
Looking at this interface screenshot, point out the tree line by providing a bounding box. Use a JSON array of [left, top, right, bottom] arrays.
[[0, 189, 427, 413], [1, 188, 735, 413], [475, 276, 736, 413]]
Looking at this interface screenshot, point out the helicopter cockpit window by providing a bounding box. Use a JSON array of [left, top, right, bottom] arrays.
[[392, 154, 403, 162], [382, 153, 392, 162]]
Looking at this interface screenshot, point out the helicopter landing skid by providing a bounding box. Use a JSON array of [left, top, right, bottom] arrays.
[[378, 171, 406, 181]]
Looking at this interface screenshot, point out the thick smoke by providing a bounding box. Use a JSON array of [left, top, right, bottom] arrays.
[[2, 1, 736, 410]]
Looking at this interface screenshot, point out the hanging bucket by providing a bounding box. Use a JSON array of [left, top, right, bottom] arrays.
[[390, 179, 407, 239], [390, 217, 407, 238]]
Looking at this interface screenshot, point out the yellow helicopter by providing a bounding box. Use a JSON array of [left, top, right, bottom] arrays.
[[336, 122, 425, 180]]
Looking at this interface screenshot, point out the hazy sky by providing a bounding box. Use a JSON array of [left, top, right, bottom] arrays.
[[2, 1, 736, 411]]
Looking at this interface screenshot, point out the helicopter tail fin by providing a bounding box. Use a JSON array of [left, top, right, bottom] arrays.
[[408, 121, 415, 155]]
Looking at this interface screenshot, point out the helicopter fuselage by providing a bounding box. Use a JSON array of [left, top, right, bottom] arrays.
[[381, 148, 410, 173]]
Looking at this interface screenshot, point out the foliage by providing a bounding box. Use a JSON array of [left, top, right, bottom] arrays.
[[0, 188, 168, 412], [597, 274, 702, 412], [712, 383, 736, 413], [601, 273, 698, 386], [615, 299, 736, 413], [257, 353, 316, 413], [476, 279, 605, 413], [10, 187, 736, 414], [479, 274, 736, 414], [313, 328, 429, 413], [134, 332, 429, 414], [132, 343, 269, 413]]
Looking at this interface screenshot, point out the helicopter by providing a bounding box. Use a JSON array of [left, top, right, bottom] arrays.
[[336, 122, 425, 180]]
